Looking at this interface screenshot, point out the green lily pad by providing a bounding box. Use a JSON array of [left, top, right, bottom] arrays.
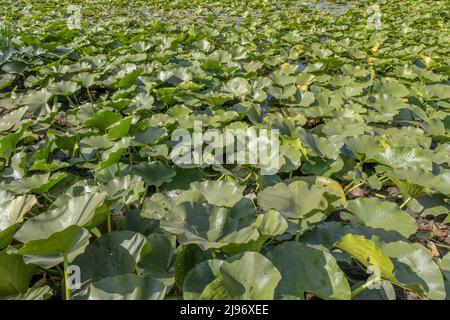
[[14, 188, 107, 243], [72, 231, 149, 286], [341, 198, 417, 238], [79, 274, 167, 300], [379, 241, 445, 300], [197, 252, 281, 300], [0, 191, 37, 249], [131, 161, 176, 187], [0, 249, 36, 298], [257, 181, 328, 219], [190, 180, 244, 207], [160, 199, 259, 250], [267, 242, 351, 300]]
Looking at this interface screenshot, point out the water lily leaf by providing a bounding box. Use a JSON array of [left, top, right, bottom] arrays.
[[379, 241, 445, 300], [163, 167, 205, 190], [18, 89, 52, 117], [16, 225, 86, 255], [183, 259, 224, 300], [267, 242, 351, 300], [372, 146, 432, 170], [427, 84, 450, 99], [0, 74, 15, 90], [175, 243, 212, 289], [10, 226, 91, 268], [6, 172, 69, 195], [14, 190, 107, 243], [6, 285, 52, 300], [0, 191, 37, 249], [190, 180, 244, 207], [200, 252, 281, 300], [2, 61, 27, 74], [48, 81, 80, 96], [120, 206, 158, 235], [0, 122, 31, 160], [133, 127, 167, 146], [408, 194, 450, 218], [386, 168, 450, 197], [0, 107, 28, 133], [160, 200, 258, 250], [224, 77, 251, 97], [131, 161, 176, 187], [85, 111, 122, 131], [440, 253, 450, 281], [102, 175, 144, 202], [137, 233, 175, 284], [107, 117, 132, 140], [75, 73, 98, 88], [0, 249, 36, 298], [255, 209, 288, 236], [335, 234, 396, 282], [204, 93, 233, 107], [97, 137, 131, 171], [72, 231, 149, 286], [270, 72, 296, 86], [257, 181, 327, 219], [341, 198, 417, 238], [79, 274, 167, 300], [373, 79, 409, 98], [141, 192, 176, 220], [115, 69, 142, 88]]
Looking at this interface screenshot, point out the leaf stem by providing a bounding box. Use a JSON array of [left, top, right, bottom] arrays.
[[43, 267, 60, 276], [344, 181, 354, 192], [107, 212, 112, 233], [87, 88, 93, 103], [242, 171, 252, 182], [140, 184, 148, 206], [63, 251, 71, 300], [66, 96, 74, 106], [399, 196, 412, 209], [72, 93, 79, 105], [351, 276, 381, 298], [430, 241, 450, 250], [347, 181, 365, 193]]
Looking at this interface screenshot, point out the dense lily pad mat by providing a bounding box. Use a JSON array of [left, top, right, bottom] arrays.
[[0, 0, 449, 300]]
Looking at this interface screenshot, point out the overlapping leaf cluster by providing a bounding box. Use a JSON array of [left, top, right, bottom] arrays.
[[0, 0, 449, 300]]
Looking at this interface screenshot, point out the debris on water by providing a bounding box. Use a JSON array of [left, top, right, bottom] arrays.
[[296, 62, 307, 71], [349, 187, 366, 198]]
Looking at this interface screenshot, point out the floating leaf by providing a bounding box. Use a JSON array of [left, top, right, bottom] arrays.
[[267, 242, 351, 300], [341, 198, 417, 238]]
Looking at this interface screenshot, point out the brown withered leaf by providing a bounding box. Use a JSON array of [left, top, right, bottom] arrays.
[[426, 241, 440, 257]]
